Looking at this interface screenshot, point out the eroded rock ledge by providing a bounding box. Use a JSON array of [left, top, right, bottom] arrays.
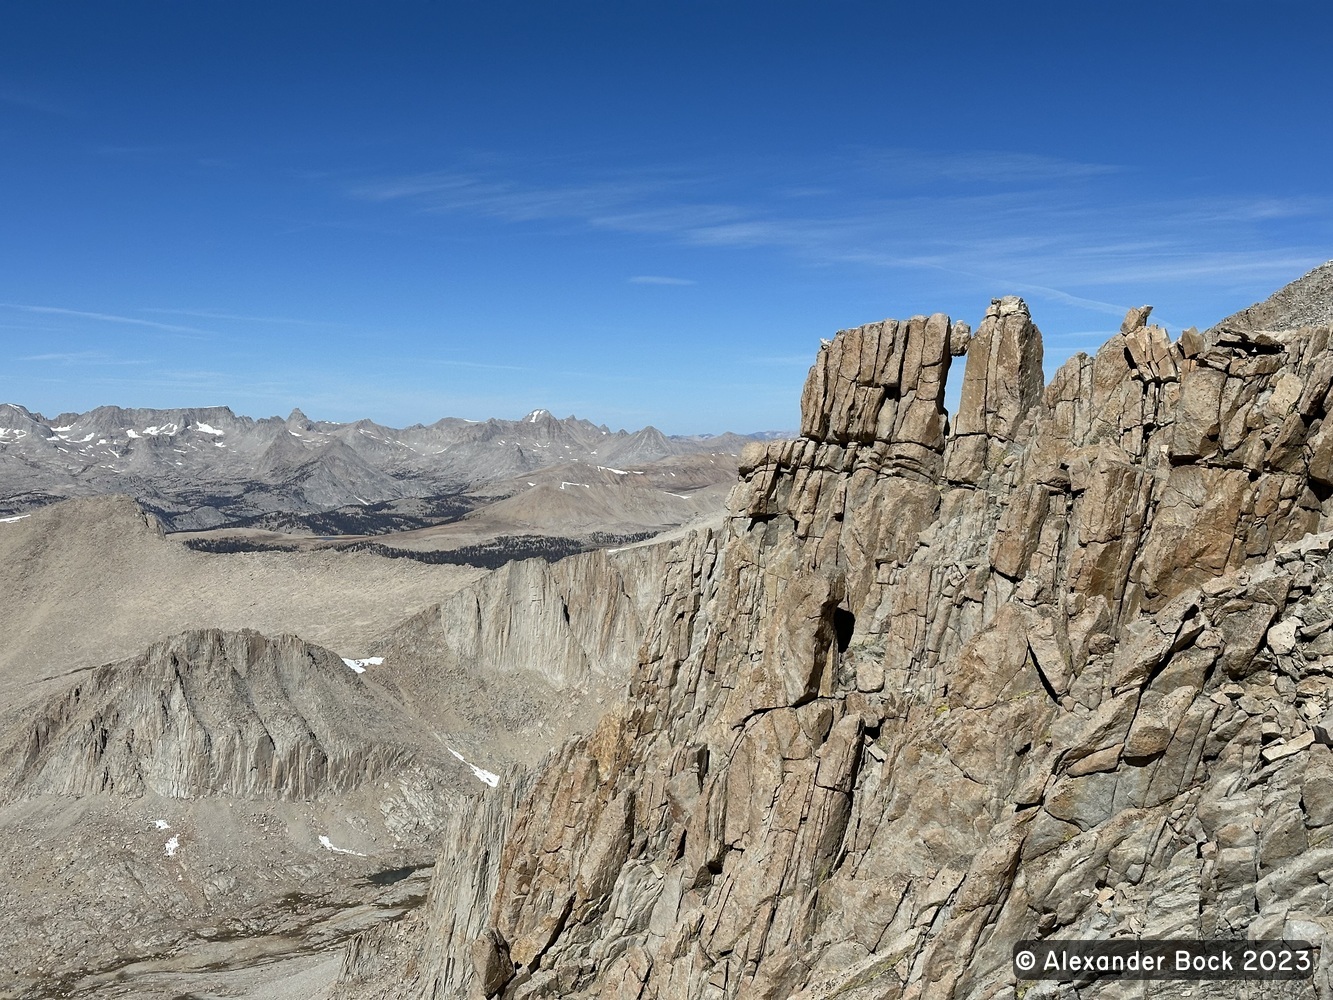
[[361, 292, 1333, 1000]]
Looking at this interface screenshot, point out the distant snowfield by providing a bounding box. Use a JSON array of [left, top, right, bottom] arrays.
[[342, 656, 384, 674], [448, 747, 500, 787], [164, 835, 180, 858], [319, 834, 365, 856], [0, 514, 30, 524], [194, 422, 225, 436]]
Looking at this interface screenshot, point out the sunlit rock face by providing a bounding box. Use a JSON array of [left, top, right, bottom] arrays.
[[339, 272, 1333, 1000]]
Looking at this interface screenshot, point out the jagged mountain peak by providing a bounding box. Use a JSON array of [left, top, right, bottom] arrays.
[[0, 399, 767, 529], [285, 406, 314, 432]]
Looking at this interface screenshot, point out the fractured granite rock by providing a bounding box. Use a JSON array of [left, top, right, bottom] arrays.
[[343, 276, 1333, 1000]]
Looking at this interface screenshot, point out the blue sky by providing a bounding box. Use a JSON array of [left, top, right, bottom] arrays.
[[1, 1, 1330, 434]]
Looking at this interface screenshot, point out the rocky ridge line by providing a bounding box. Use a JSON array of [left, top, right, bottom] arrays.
[[0, 402, 754, 531], [1214, 260, 1333, 335], [1, 629, 429, 801], [367, 288, 1333, 1000]]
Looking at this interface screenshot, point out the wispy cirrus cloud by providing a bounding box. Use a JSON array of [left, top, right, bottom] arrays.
[[141, 307, 331, 326], [421, 358, 535, 373], [349, 171, 680, 224], [95, 143, 183, 158], [0, 303, 212, 338], [19, 351, 148, 365], [342, 152, 1332, 323], [628, 275, 696, 286], [0, 86, 74, 117], [855, 148, 1123, 186]]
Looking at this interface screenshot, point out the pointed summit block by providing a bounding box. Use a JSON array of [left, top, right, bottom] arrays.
[[945, 295, 1044, 484], [1120, 305, 1153, 333], [286, 408, 313, 433]]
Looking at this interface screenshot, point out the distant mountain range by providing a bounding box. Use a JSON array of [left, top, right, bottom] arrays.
[[0, 403, 783, 531]]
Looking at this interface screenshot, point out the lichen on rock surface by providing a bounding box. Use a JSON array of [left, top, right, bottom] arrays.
[[348, 282, 1333, 999]]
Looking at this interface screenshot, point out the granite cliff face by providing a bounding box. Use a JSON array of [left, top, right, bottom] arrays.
[[358, 283, 1333, 999]]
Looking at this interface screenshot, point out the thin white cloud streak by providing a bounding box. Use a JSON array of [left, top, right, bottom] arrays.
[[19, 351, 149, 365], [0, 303, 212, 338], [991, 282, 1132, 319], [854, 148, 1123, 185], [629, 275, 696, 286], [1058, 252, 1328, 287], [1163, 196, 1327, 226], [0, 370, 294, 399], [346, 155, 1331, 317], [350, 171, 683, 224], [141, 307, 330, 326], [95, 143, 183, 158], [422, 358, 536, 373]]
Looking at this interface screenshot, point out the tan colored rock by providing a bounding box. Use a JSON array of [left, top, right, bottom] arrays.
[[1121, 305, 1154, 333], [347, 290, 1333, 1000], [945, 296, 1044, 482], [1124, 687, 1196, 760], [1261, 730, 1315, 764], [1177, 325, 1205, 358], [473, 929, 515, 997]]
